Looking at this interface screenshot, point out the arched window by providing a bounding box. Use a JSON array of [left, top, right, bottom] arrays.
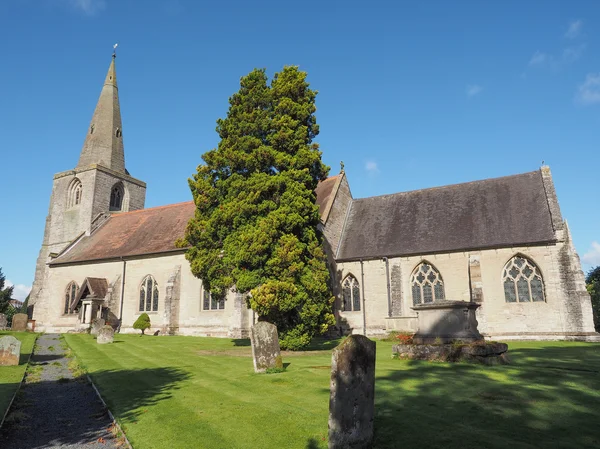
[[115, 128, 122, 138], [110, 183, 124, 211], [139, 275, 159, 312], [64, 281, 79, 314], [202, 287, 224, 310], [411, 262, 445, 305], [67, 178, 82, 208], [503, 255, 545, 303], [342, 275, 361, 311]]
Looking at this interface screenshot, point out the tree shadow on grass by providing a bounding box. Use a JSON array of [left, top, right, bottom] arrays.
[[373, 344, 600, 449], [231, 338, 251, 346], [1, 367, 190, 449]]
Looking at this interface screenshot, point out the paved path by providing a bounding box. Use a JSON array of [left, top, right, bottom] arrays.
[[1, 333, 121, 449]]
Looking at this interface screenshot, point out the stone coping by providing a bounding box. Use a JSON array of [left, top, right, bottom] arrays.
[[411, 300, 481, 311]]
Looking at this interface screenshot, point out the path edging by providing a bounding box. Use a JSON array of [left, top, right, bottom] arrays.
[[0, 333, 40, 430]]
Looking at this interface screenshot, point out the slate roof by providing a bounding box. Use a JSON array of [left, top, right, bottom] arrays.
[[70, 277, 109, 311], [52, 177, 340, 265], [336, 170, 557, 260]]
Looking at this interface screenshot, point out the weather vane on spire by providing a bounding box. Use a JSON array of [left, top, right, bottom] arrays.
[[113, 43, 118, 58]]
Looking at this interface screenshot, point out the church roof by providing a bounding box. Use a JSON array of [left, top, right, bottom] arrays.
[[315, 174, 341, 218], [51, 177, 339, 265], [51, 201, 196, 265], [336, 170, 558, 260]]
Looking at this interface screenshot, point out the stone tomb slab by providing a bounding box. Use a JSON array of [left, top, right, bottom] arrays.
[[11, 313, 28, 332], [90, 318, 106, 335], [250, 322, 283, 373], [0, 313, 7, 329], [0, 335, 22, 366]]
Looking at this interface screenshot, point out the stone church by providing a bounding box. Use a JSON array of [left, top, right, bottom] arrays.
[[29, 56, 597, 340]]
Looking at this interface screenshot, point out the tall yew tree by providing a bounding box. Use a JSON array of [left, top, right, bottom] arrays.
[[182, 67, 335, 349]]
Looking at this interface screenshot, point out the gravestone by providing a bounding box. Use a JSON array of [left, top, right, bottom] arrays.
[[250, 321, 283, 373], [0, 335, 21, 366], [0, 313, 7, 329], [328, 335, 376, 449], [97, 326, 115, 344], [90, 318, 106, 335], [11, 313, 28, 331]]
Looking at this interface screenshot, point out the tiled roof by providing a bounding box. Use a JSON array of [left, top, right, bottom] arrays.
[[336, 170, 557, 260], [52, 202, 196, 264], [52, 176, 340, 265]]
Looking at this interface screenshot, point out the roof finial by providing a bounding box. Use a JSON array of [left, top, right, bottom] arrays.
[[340, 161, 345, 173], [112, 43, 118, 59]]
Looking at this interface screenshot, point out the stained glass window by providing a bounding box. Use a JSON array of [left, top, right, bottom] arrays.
[[411, 262, 445, 305], [342, 275, 360, 311], [502, 256, 545, 303], [139, 275, 159, 312]]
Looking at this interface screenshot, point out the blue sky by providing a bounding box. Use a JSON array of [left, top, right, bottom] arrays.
[[1, 0, 599, 300]]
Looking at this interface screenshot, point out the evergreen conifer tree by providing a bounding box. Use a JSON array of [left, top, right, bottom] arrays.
[[0, 268, 14, 314], [183, 67, 335, 349]]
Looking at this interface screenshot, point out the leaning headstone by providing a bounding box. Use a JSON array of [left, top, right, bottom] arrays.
[[0, 336, 21, 366], [250, 321, 283, 373], [90, 318, 106, 335], [0, 313, 7, 330], [11, 313, 28, 331], [97, 326, 115, 344], [328, 335, 376, 449]]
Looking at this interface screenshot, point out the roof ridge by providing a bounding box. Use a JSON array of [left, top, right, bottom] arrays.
[[352, 170, 540, 202], [111, 200, 194, 217]]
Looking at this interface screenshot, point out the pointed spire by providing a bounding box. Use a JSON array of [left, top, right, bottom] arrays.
[[77, 53, 126, 174]]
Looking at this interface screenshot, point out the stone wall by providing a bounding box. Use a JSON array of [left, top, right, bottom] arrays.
[[335, 240, 597, 339]]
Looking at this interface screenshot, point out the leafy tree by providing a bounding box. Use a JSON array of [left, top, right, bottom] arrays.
[[20, 293, 29, 315], [133, 313, 151, 335], [586, 266, 600, 331], [182, 67, 335, 350], [0, 268, 14, 314]]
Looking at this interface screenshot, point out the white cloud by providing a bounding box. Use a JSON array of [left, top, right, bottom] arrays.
[[529, 51, 548, 66], [576, 73, 600, 105], [61, 0, 106, 15], [5, 280, 32, 302], [562, 44, 585, 63], [583, 241, 600, 266], [466, 84, 483, 97], [565, 19, 582, 39], [365, 161, 379, 174]]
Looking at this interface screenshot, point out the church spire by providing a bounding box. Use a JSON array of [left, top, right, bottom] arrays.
[[77, 53, 126, 174]]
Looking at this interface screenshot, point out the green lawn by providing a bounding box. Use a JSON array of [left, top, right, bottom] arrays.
[[0, 331, 37, 418], [63, 334, 600, 449]]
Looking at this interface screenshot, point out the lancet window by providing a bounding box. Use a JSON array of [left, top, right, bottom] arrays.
[[67, 178, 82, 208], [342, 275, 361, 312], [110, 183, 124, 211], [64, 281, 79, 314]]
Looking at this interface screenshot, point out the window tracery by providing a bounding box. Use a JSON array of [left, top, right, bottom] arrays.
[[342, 275, 361, 311], [503, 256, 545, 303], [411, 262, 445, 305], [64, 281, 79, 314], [139, 275, 159, 312]]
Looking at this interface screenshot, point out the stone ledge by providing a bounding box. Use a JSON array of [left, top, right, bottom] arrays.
[[392, 342, 510, 365]]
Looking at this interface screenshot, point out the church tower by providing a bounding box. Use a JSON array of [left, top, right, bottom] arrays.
[[29, 53, 146, 318]]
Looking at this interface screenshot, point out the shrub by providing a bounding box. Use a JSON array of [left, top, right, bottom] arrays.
[[133, 313, 151, 335]]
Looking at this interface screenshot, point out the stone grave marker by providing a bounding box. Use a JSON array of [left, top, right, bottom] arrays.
[[250, 321, 283, 373], [97, 326, 115, 344], [90, 318, 106, 335], [0, 335, 22, 366], [11, 313, 28, 331], [0, 313, 7, 329], [328, 334, 376, 449]]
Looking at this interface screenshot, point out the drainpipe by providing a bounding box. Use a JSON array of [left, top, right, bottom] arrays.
[[117, 257, 127, 332], [360, 259, 366, 336], [384, 257, 392, 317]]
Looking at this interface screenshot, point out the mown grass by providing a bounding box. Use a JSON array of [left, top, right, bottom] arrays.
[[0, 331, 37, 418], [63, 334, 600, 449]]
